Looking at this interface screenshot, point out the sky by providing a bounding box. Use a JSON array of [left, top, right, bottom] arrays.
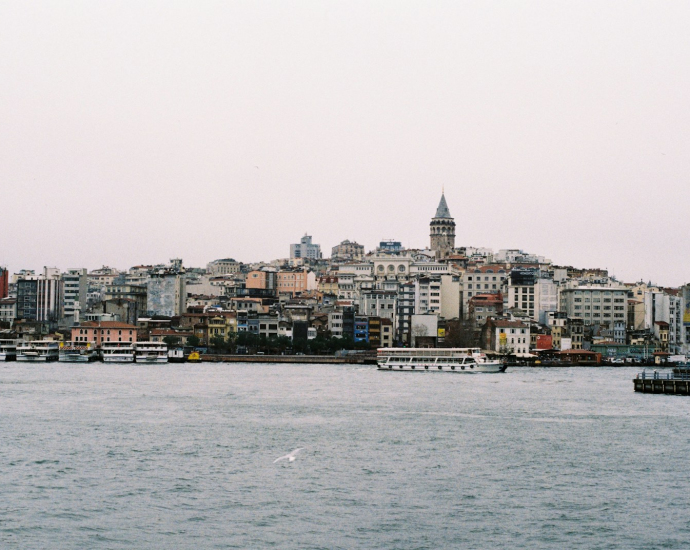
[[1, 1, 689, 286]]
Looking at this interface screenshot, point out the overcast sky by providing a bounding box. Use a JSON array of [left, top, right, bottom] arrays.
[[1, 1, 689, 286]]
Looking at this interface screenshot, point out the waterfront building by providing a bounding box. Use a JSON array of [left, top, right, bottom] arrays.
[[429, 193, 455, 260], [0, 297, 16, 326], [481, 319, 531, 357], [559, 285, 628, 327], [72, 321, 138, 345], [290, 234, 322, 260]]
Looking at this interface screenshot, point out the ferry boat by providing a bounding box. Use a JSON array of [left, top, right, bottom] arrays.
[[16, 340, 60, 362], [134, 342, 168, 363], [58, 341, 98, 362], [0, 339, 18, 361], [377, 348, 508, 373], [101, 342, 135, 363]]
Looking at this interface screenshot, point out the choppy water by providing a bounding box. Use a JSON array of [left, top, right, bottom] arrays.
[[1, 364, 689, 549]]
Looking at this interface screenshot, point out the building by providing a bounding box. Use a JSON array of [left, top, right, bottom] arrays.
[[290, 234, 322, 260], [331, 240, 364, 261], [377, 240, 403, 254], [482, 319, 531, 356], [429, 193, 456, 260], [0, 297, 16, 325], [15, 267, 63, 324], [207, 258, 240, 276], [468, 293, 503, 326], [462, 266, 508, 317], [147, 271, 187, 317], [559, 285, 628, 327], [276, 269, 315, 296], [0, 267, 8, 298], [71, 321, 139, 345], [246, 269, 277, 291], [61, 268, 87, 323]]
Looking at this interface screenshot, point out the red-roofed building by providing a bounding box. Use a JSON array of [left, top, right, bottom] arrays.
[[71, 321, 139, 345]]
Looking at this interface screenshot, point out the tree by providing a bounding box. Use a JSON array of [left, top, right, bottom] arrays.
[[187, 335, 201, 348], [163, 335, 180, 347], [443, 319, 479, 348]]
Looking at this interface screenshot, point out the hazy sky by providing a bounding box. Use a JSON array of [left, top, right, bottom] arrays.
[[2, 1, 689, 286]]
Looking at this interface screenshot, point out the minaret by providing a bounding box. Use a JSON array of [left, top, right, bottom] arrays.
[[430, 192, 456, 259]]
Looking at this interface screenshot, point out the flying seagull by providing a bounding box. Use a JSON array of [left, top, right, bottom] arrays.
[[274, 448, 304, 463]]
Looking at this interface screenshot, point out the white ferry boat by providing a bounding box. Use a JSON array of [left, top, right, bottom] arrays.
[[168, 347, 186, 363], [58, 341, 99, 362], [16, 340, 60, 362], [101, 342, 135, 363], [134, 342, 168, 363], [0, 339, 18, 361], [377, 348, 508, 373]]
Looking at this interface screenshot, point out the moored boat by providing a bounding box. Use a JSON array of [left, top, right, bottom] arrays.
[[0, 339, 18, 361], [59, 341, 99, 362], [377, 347, 507, 373], [101, 342, 135, 363], [168, 347, 186, 363], [134, 341, 168, 363], [16, 340, 60, 362]]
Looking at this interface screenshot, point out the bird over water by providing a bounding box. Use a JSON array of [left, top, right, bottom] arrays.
[[274, 448, 304, 463]]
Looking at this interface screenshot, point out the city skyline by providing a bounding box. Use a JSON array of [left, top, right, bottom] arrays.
[[2, 2, 689, 286]]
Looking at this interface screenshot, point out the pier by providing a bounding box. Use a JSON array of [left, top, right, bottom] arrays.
[[633, 371, 690, 395]]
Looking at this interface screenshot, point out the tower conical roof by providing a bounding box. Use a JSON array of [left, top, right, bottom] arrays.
[[434, 193, 452, 219]]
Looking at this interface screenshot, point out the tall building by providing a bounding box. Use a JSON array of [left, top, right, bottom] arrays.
[[15, 267, 63, 323], [0, 267, 8, 298], [290, 234, 322, 260], [62, 268, 87, 322], [147, 271, 186, 317], [430, 193, 456, 259]]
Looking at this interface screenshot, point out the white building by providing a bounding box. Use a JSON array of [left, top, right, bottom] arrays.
[[62, 268, 87, 323], [558, 285, 628, 326], [290, 234, 322, 260]]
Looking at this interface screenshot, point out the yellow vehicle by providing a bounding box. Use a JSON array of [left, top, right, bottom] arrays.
[[187, 351, 201, 363]]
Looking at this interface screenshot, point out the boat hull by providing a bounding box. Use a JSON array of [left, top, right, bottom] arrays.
[[59, 354, 98, 363], [0, 352, 17, 361], [135, 356, 168, 363], [377, 362, 507, 373], [17, 355, 58, 362], [102, 356, 135, 363]]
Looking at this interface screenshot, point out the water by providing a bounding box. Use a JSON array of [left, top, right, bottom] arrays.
[[1, 364, 689, 549]]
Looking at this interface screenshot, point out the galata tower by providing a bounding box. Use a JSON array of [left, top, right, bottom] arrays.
[[429, 193, 456, 259]]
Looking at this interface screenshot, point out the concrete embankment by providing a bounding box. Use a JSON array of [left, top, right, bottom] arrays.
[[200, 354, 376, 364]]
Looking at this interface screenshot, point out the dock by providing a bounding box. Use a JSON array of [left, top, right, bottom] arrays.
[[200, 354, 376, 365], [633, 371, 690, 395]]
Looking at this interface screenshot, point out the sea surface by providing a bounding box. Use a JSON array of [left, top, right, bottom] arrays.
[[1, 363, 689, 549]]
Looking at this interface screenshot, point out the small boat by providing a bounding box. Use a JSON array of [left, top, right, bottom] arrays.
[[59, 341, 98, 362], [134, 342, 168, 363], [168, 347, 186, 363], [187, 350, 201, 363], [377, 347, 507, 373], [101, 342, 135, 363], [0, 339, 18, 361], [16, 340, 60, 362]]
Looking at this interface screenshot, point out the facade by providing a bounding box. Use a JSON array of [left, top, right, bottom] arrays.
[[61, 268, 87, 322], [207, 258, 240, 275], [246, 270, 277, 291], [0, 297, 16, 325], [0, 267, 8, 298], [559, 286, 627, 327], [147, 272, 187, 317], [276, 269, 315, 296], [462, 266, 508, 317], [290, 234, 322, 260], [331, 240, 364, 261], [429, 193, 455, 260], [482, 319, 531, 356], [72, 321, 138, 345], [15, 267, 63, 324]]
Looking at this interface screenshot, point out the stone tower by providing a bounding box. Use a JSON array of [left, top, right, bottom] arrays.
[[430, 193, 456, 259]]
